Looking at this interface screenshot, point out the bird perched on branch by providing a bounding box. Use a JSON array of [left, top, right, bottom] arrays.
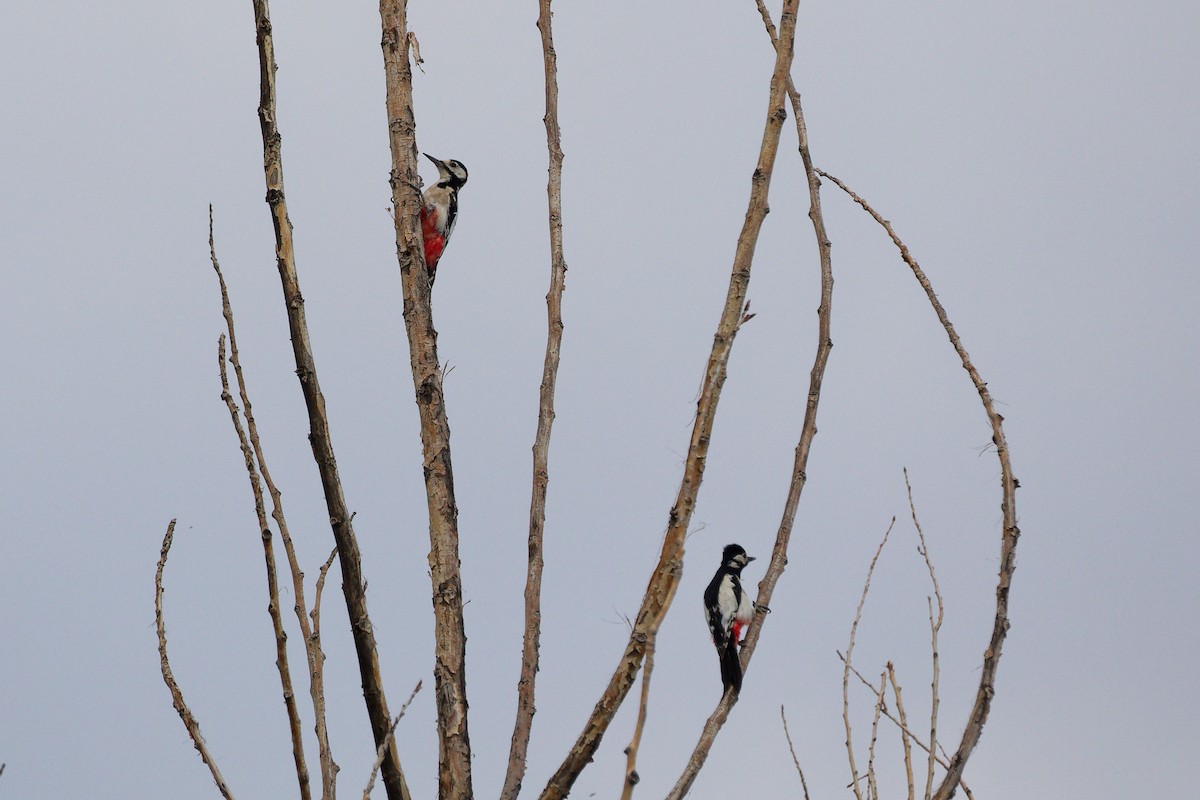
[[704, 543, 760, 693], [419, 153, 468, 286]]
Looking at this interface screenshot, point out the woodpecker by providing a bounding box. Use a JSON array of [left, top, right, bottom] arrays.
[[704, 543, 758, 694], [419, 153, 468, 285]]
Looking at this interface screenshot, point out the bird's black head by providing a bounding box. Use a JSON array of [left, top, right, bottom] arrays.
[[721, 543, 755, 572], [424, 153, 468, 189]]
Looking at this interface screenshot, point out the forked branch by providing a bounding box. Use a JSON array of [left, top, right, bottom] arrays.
[[216, 332, 310, 800], [540, 3, 802, 798], [842, 659, 975, 800], [212, 207, 335, 798], [842, 518, 896, 800], [665, 2, 834, 794]]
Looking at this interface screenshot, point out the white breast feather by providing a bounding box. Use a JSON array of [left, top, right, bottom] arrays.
[[735, 588, 754, 624]]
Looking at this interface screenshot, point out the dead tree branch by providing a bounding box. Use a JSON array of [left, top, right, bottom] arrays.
[[212, 207, 337, 798], [155, 520, 235, 800], [363, 681, 423, 800], [216, 332, 310, 800], [540, 3, 801, 798], [501, 1, 568, 796], [618, 576, 678, 800], [311, 547, 340, 641], [889, 662, 916, 800], [378, 4, 472, 797], [905, 469, 944, 800], [819, 169, 1020, 800], [842, 658, 975, 800], [249, 3, 408, 798], [842, 518, 896, 800], [663, 3, 829, 794], [866, 668, 887, 800], [780, 706, 812, 800]]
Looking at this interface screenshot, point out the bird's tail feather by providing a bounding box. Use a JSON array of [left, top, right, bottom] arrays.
[[720, 643, 742, 693]]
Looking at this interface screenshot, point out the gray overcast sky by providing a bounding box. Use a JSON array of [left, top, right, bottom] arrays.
[[2, 2, 1197, 798]]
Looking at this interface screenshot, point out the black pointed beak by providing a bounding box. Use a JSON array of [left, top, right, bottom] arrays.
[[747, 556, 756, 562], [423, 152, 445, 169]]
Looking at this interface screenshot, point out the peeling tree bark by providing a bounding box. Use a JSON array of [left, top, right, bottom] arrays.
[[378, 3, 473, 799]]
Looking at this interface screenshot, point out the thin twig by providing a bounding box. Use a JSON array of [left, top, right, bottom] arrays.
[[250, 3, 408, 797], [843, 518, 895, 800], [866, 669, 887, 800], [378, 5, 472, 797], [501, 2, 568, 796], [780, 707, 811, 800], [363, 681, 423, 800], [818, 168, 1020, 800], [889, 662, 916, 800], [212, 209, 319, 799], [310, 547, 339, 640], [618, 577, 676, 800], [842, 656, 975, 800], [905, 470, 944, 800], [155, 520, 235, 799]]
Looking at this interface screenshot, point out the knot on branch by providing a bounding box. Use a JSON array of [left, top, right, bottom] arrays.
[[435, 578, 462, 604]]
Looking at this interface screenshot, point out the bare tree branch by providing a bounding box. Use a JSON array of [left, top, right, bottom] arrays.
[[618, 577, 677, 800], [866, 669, 887, 800], [905, 469, 944, 800], [540, 4, 801, 797], [311, 546, 339, 641], [216, 332, 310, 800], [155, 520, 235, 800], [212, 206, 337, 798], [780, 706, 811, 800], [249, 3, 409, 798], [889, 662, 916, 800], [501, 2, 568, 796], [842, 657, 975, 800], [819, 169, 1020, 800], [377, 4, 472, 798], [363, 682, 423, 800], [842, 518, 895, 800], [663, 3, 830, 794]]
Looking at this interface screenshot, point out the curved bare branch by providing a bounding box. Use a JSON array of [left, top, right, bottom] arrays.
[[819, 169, 1021, 800], [155, 520, 235, 800]]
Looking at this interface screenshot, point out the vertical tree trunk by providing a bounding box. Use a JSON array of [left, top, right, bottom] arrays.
[[378, 3, 473, 798]]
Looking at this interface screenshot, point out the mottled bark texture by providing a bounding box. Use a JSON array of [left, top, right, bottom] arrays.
[[378, 3, 473, 798]]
